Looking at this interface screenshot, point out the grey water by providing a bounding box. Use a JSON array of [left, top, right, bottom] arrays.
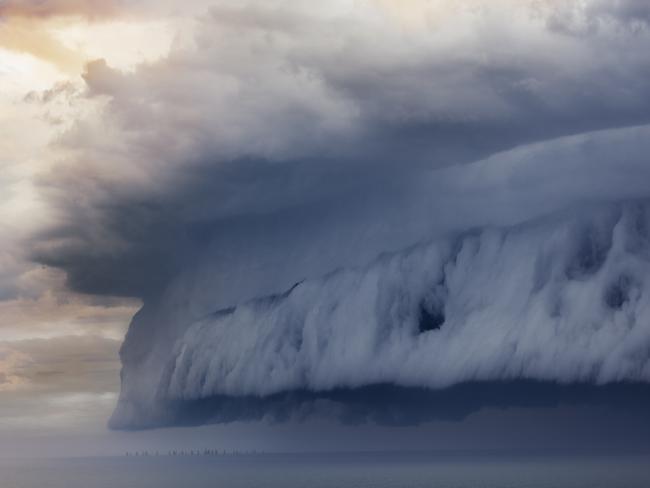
[[2, 452, 650, 488]]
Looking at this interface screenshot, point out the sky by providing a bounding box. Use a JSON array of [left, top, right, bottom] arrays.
[[1, 0, 650, 458]]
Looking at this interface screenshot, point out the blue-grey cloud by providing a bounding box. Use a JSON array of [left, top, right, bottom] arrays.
[[588, 0, 650, 26], [111, 195, 650, 428], [23, 1, 650, 429]]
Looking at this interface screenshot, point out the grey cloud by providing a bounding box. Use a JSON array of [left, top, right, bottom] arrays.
[[34, 1, 650, 300], [588, 0, 650, 27], [0, 0, 122, 19], [114, 382, 650, 432], [22, 1, 650, 430], [0, 0, 194, 20], [0, 257, 24, 301]]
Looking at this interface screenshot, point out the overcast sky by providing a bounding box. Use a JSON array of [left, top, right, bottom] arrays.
[[2, 0, 650, 457]]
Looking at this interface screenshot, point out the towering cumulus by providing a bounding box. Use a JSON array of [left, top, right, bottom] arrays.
[[24, 0, 650, 430]]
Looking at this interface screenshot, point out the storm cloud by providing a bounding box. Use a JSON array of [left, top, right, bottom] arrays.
[[21, 0, 650, 429]]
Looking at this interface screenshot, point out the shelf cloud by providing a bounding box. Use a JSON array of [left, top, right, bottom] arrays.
[[16, 0, 650, 429]]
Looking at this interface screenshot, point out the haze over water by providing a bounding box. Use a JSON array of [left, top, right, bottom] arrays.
[[3, 452, 650, 488]]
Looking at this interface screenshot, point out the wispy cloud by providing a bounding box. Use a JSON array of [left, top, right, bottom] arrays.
[[0, 0, 121, 20]]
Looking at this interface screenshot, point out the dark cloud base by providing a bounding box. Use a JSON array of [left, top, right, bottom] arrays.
[[112, 380, 650, 444]]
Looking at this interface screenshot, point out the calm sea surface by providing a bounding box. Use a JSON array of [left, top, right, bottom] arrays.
[[2, 452, 649, 488]]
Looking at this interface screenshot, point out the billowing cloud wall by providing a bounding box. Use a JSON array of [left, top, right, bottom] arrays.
[[22, 0, 650, 429], [109, 125, 650, 429], [165, 204, 650, 392]]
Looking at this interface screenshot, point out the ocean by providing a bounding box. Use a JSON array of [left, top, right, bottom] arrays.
[[2, 452, 650, 488]]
